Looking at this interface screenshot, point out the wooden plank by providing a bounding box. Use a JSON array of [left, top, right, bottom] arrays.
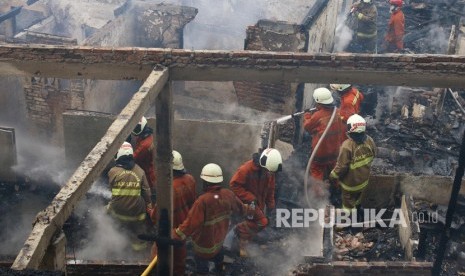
[[0, 127, 17, 182], [0, 45, 464, 86], [155, 84, 174, 275], [11, 68, 169, 270]]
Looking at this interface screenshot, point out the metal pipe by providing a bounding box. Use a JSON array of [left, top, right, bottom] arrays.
[[432, 128, 465, 275]]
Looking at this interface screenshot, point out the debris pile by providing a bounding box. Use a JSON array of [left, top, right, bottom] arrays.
[[334, 230, 376, 260], [334, 227, 404, 262], [368, 86, 465, 176]]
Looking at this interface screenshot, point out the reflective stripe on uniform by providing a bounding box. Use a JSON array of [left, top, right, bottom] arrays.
[[342, 204, 354, 211], [204, 214, 230, 226], [193, 241, 223, 254], [111, 188, 141, 196], [109, 209, 146, 222], [175, 228, 186, 240], [356, 31, 377, 38], [352, 91, 360, 106], [132, 241, 148, 251], [340, 180, 368, 192], [330, 170, 339, 179], [350, 156, 374, 170]]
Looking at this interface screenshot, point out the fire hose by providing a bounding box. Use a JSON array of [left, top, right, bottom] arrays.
[[141, 255, 158, 276], [304, 106, 338, 206]]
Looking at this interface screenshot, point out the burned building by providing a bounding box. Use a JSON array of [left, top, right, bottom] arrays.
[[0, 0, 465, 275]]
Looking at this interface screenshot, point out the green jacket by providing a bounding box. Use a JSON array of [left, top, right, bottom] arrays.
[[353, 2, 378, 37], [108, 164, 152, 221], [330, 135, 377, 192]]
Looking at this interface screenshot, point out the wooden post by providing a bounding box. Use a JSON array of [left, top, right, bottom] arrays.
[[155, 83, 174, 276]]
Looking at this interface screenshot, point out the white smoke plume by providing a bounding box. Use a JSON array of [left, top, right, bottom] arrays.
[[145, 0, 312, 50], [333, 14, 354, 52], [72, 194, 134, 261]]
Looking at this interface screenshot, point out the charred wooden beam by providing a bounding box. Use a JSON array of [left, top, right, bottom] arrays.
[[11, 68, 169, 270], [0, 45, 465, 87]]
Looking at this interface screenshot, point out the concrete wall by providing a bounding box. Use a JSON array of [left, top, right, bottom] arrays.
[[63, 112, 263, 191], [303, 0, 343, 109], [363, 174, 465, 208]]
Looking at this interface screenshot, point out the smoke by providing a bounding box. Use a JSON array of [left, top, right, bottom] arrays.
[[12, 134, 71, 187], [0, 193, 51, 256], [425, 24, 448, 54], [160, 0, 311, 50], [333, 14, 353, 52], [72, 188, 136, 261]]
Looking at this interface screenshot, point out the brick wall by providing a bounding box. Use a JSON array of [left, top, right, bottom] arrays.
[[234, 20, 306, 143], [296, 261, 433, 276], [235, 20, 306, 115], [24, 77, 85, 144]]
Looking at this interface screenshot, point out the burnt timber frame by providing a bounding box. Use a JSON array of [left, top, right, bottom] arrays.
[[1, 44, 465, 274]]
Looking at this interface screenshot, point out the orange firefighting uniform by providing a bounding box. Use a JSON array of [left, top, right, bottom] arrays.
[[150, 172, 196, 275], [304, 105, 346, 181], [173, 185, 247, 259], [384, 9, 405, 52], [230, 160, 274, 241], [339, 87, 364, 123], [133, 133, 156, 192], [173, 172, 196, 275]]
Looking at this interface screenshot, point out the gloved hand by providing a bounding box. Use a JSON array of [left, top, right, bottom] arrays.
[[246, 200, 257, 220], [356, 12, 364, 20], [146, 203, 154, 214]]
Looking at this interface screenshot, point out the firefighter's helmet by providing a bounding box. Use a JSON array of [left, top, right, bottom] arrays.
[[313, 87, 334, 105], [347, 114, 366, 133], [200, 163, 223, 183], [389, 0, 402, 6], [330, 84, 351, 92], [172, 150, 184, 170], [132, 116, 148, 135], [259, 148, 283, 172], [116, 142, 133, 160]]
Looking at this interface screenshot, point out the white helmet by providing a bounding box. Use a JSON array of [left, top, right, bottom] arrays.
[[132, 116, 148, 135], [200, 163, 223, 183], [313, 87, 334, 105], [330, 84, 351, 92], [259, 148, 283, 172], [172, 150, 184, 170], [116, 142, 133, 160], [347, 114, 366, 133], [362, 0, 372, 3]]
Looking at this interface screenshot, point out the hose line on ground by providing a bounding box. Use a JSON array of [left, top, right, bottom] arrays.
[[304, 106, 338, 207], [141, 255, 158, 276]]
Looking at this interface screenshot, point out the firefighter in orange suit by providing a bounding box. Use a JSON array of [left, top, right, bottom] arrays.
[[330, 84, 365, 123], [151, 150, 196, 275], [131, 116, 156, 195], [173, 163, 249, 275], [230, 148, 283, 257], [304, 88, 346, 184], [384, 0, 405, 52], [107, 142, 153, 252]]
